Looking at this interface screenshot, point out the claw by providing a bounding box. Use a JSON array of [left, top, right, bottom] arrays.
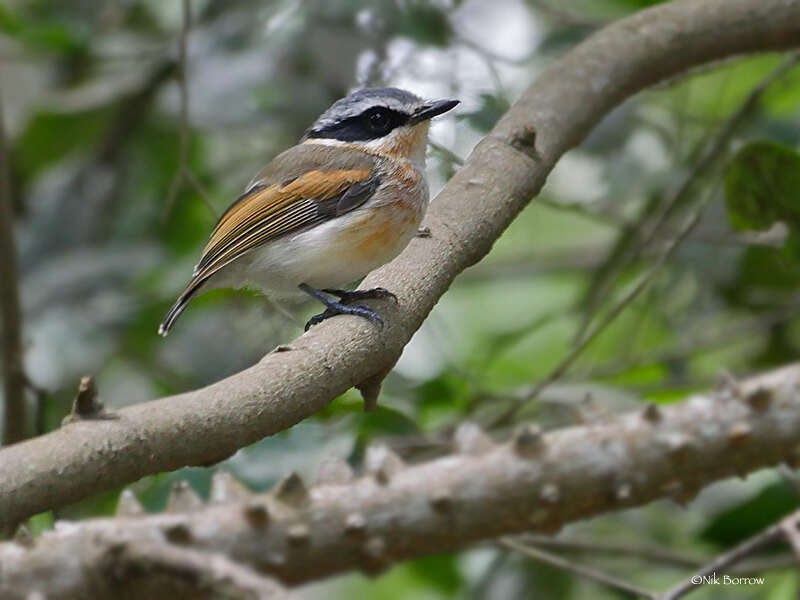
[[305, 308, 335, 331], [304, 303, 383, 331], [300, 283, 388, 331]]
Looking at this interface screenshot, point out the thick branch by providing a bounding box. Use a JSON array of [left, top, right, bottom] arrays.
[[1, 365, 799, 597], [0, 95, 26, 445], [1, 0, 800, 529]]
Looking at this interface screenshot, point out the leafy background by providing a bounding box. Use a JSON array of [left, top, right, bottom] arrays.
[[2, 0, 800, 597]]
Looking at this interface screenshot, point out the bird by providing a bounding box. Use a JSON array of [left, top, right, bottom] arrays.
[[158, 87, 459, 336]]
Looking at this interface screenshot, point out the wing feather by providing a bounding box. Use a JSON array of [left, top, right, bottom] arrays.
[[159, 146, 381, 336], [195, 169, 374, 279]]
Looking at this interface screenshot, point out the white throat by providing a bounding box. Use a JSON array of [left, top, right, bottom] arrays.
[[303, 122, 430, 171]]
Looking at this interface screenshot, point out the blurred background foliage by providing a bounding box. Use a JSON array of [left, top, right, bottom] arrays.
[[2, 0, 800, 597]]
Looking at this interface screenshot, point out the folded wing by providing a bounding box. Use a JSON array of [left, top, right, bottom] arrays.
[[158, 165, 380, 336]]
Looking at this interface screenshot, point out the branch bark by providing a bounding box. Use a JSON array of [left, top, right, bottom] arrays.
[[2, 365, 800, 598], [0, 95, 26, 445], [2, 0, 800, 529]]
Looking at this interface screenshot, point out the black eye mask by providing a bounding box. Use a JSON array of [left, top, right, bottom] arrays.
[[306, 107, 409, 142]]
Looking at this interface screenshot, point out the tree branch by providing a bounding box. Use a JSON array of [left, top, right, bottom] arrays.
[[518, 533, 798, 575], [161, 0, 217, 221], [0, 94, 26, 445], [2, 364, 800, 597], [492, 207, 706, 427], [500, 537, 656, 599], [657, 509, 800, 600], [1, 0, 800, 529], [572, 51, 800, 344]]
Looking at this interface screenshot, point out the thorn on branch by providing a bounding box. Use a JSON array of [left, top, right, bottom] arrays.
[[315, 456, 355, 485], [287, 523, 310, 546], [163, 522, 193, 545], [116, 489, 145, 517], [430, 490, 454, 513], [244, 501, 270, 528], [746, 386, 773, 411], [615, 483, 632, 502], [454, 422, 494, 455], [727, 422, 753, 446], [642, 403, 662, 422], [512, 423, 544, 456], [345, 513, 367, 538], [210, 470, 252, 503], [361, 536, 390, 575], [661, 432, 692, 461], [74, 375, 99, 415], [508, 125, 540, 161], [273, 472, 309, 507], [166, 480, 203, 512], [540, 483, 560, 504], [716, 370, 742, 399], [356, 366, 392, 412], [365, 444, 405, 485], [63, 376, 114, 424], [13, 524, 33, 547]]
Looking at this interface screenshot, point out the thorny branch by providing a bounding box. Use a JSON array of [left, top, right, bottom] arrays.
[[1, 0, 800, 530], [2, 364, 800, 598]]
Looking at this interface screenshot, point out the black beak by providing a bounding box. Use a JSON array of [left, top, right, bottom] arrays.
[[409, 99, 459, 124]]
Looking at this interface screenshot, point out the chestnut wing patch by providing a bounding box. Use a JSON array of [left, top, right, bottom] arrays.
[[192, 169, 378, 281]]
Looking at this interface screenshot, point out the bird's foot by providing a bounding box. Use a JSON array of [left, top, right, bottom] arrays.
[[299, 284, 393, 331], [304, 302, 383, 331], [321, 287, 397, 304]]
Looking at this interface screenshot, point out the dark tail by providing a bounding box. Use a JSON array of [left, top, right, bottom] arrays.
[[158, 278, 207, 337]]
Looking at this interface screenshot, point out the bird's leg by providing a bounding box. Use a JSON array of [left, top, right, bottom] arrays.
[[321, 287, 397, 304], [299, 284, 384, 331]]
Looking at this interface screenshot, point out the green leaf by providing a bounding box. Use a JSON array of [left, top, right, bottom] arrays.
[[358, 406, 419, 437], [0, 4, 23, 35], [737, 235, 800, 290], [15, 108, 111, 180], [408, 554, 463, 594], [701, 480, 799, 546], [27, 511, 54, 535], [417, 374, 470, 430], [0, 4, 87, 54], [458, 93, 510, 133], [396, 4, 452, 47], [724, 141, 800, 232]]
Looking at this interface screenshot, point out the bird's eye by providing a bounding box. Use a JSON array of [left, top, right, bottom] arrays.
[[367, 109, 389, 131]]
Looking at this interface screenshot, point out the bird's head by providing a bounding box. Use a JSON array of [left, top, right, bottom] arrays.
[[303, 87, 459, 166]]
